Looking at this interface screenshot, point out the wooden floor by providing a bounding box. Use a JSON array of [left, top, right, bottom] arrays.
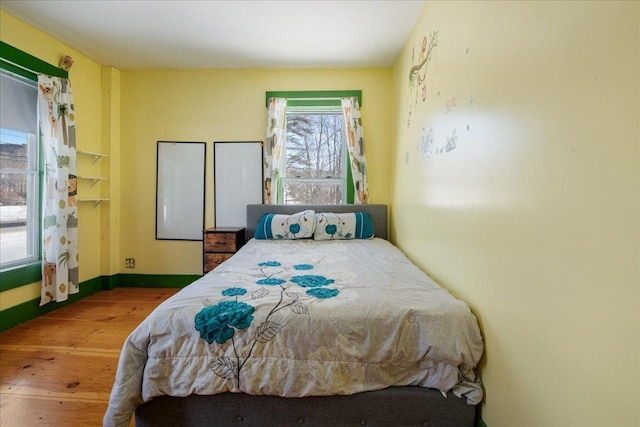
[[0, 287, 180, 427]]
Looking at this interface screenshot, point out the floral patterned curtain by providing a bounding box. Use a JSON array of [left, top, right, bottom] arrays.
[[341, 97, 369, 204], [38, 74, 78, 305], [264, 97, 287, 204]]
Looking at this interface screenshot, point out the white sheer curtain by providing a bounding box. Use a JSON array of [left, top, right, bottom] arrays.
[[341, 97, 369, 204], [264, 97, 287, 204], [38, 74, 78, 305]]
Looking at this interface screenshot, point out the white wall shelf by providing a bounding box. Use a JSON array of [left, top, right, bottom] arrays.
[[77, 149, 109, 204], [78, 198, 110, 208], [77, 175, 108, 188], [77, 150, 108, 165]]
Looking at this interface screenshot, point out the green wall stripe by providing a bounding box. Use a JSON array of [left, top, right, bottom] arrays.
[[265, 90, 362, 107], [0, 41, 68, 80]]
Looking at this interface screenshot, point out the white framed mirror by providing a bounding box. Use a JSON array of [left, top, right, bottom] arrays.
[[156, 141, 206, 240], [214, 141, 263, 228]]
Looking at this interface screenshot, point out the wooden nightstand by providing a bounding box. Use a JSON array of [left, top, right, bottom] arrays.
[[203, 227, 246, 273]]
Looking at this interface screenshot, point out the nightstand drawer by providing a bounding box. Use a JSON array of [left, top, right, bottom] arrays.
[[204, 228, 244, 252], [204, 253, 233, 272]]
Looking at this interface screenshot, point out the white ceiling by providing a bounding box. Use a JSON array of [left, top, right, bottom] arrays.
[[0, 0, 425, 69]]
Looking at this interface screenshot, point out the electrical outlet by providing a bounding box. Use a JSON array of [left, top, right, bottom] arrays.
[[125, 258, 136, 269]]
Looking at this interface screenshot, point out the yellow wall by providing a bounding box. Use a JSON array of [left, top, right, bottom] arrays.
[[0, 11, 108, 309], [3, 3, 639, 425], [391, 1, 639, 426], [0, 11, 393, 302], [119, 68, 392, 274]]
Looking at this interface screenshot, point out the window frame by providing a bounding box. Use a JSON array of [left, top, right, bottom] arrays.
[[0, 41, 67, 292], [282, 107, 348, 205]]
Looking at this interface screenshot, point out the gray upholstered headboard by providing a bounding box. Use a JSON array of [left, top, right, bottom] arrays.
[[246, 204, 388, 241]]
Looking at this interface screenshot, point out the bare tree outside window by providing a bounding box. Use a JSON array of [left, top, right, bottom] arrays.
[[283, 113, 345, 204]]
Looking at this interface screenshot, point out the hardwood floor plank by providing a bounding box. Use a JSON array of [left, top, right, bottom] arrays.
[[83, 287, 181, 303], [42, 300, 167, 323], [0, 394, 125, 427], [2, 339, 122, 396], [0, 322, 139, 350], [0, 287, 178, 427]]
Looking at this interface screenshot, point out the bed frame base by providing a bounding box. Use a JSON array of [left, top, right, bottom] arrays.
[[135, 387, 476, 427]]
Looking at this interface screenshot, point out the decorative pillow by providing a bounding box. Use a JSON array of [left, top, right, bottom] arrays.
[[313, 212, 375, 240], [254, 210, 316, 239]]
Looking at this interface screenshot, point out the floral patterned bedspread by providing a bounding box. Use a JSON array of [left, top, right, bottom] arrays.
[[104, 238, 484, 427]]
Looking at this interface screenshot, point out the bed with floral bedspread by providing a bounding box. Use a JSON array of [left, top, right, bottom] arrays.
[[104, 205, 484, 427]]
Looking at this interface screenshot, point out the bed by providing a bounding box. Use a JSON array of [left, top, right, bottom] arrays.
[[104, 204, 484, 427]]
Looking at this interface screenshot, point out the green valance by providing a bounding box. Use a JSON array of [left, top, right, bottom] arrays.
[[265, 90, 362, 108], [0, 41, 68, 81]]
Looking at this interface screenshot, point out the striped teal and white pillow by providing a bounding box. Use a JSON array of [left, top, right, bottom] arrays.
[[314, 212, 375, 240], [254, 210, 316, 239]]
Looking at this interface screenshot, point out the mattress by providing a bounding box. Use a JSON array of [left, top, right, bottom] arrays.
[[104, 238, 484, 427]]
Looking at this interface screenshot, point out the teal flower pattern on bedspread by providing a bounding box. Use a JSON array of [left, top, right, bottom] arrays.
[[290, 275, 335, 288], [194, 259, 340, 386], [195, 301, 254, 344]]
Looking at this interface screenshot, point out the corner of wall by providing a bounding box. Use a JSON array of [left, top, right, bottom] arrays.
[[100, 66, 121, 276]]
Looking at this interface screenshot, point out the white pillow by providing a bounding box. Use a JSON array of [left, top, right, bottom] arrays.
[[313, 212, 375, 240], [254, 210, 316, 239]]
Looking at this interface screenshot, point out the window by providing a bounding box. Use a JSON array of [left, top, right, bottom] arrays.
[[0, 41, 67, 289], [0, 70, 39, 270], [265, 90, 362, 205], [283, 108, 346, 204]]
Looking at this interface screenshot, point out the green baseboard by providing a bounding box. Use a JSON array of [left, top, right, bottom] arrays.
[[0, 277, 102, 332], [0, 273, 202, 332], [477, 417, 488, 427], [118, 273, 201, 288]]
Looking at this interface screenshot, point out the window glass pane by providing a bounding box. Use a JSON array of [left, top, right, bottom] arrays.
[[283, 180, 343, 205], [0, 71, 38, 134], [283, 111, 347, 205], [285, 114, 343, 179], [0, 73, 39, 269]]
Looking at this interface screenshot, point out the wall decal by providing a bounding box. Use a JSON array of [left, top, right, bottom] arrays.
[[445, 96, 457, 114], [406, 31, 439, 128], [417, 127, 460, 160], [445, 129, 458, 152], [417, 127, 434, 163]]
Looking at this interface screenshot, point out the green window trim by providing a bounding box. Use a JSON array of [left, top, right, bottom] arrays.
[[0, 41, 67, 291], [0, 263, 41, 292], [0, 41, 67, 80], [265, 90, 362, 108]]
